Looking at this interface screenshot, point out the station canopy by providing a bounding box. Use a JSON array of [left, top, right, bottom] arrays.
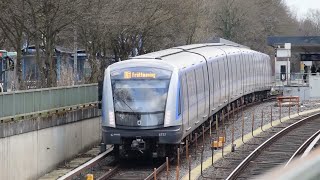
[[268, 36, 320, 61]]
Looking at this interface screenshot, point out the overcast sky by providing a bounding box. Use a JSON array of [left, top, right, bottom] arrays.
[[284, 0, 320, 19]]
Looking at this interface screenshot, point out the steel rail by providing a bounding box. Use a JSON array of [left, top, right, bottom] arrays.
[[57, 147, 113, 180], [301, 132, 320, 158], [285, 129, 320, 167], [226, 112, 320, 180], [144, 158, 174, 180], [96, 164, 121, 180]]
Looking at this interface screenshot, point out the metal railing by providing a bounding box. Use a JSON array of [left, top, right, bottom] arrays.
[[0, 84, 98, 120], [275, 73, 311, 86]]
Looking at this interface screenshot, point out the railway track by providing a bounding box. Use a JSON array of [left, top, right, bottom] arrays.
[[58, 97, 277, 180], [286, 129, 320, 166], [226, 112, 320, 180], [57, 147, 114, 180], [97, 158, 172, 180]]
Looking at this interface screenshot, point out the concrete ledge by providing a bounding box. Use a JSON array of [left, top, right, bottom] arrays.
[[0, 107, 100, 138], [0, 113, 101, 180]]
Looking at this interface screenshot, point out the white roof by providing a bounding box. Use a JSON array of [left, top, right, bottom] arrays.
[[111, 43, 264, 71]]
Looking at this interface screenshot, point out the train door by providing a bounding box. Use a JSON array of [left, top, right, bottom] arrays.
[[258, 54, 263, 89], [225, 55, 230, 102], [212, 60, 220, 108], [242, 52, 246, 94], [202, 65, 209, 118], [229, 55, 234, 99], [218, 58, 226, 104], [182, 73, 190, 130], [249, 53, 253, 92], [235, 55, 240, 97], [241, 53, 245, 95], [187, 71, 197, 125], [233, 55, 237, 98], [195, 68, 203, 122], [208, 61, 214, 114]]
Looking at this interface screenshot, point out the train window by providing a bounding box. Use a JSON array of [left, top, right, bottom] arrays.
[[112, 79, 170, 127]]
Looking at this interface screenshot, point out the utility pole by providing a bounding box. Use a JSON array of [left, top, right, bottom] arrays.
[[74, 27, 78, 85]]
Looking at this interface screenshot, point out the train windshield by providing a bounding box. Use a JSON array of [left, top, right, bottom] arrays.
[[111, 68, 171, 127]]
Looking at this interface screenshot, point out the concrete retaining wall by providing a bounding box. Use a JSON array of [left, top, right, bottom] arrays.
[[0, 109, 101, 180]]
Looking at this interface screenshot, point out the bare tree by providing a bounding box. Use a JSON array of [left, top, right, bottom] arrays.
[[0, 0, 26, 89], [22, 0, 81, 87]]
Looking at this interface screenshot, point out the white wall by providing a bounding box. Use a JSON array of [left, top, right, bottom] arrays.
[[0, 117, 101, 180], [309, 75, 320, 99]]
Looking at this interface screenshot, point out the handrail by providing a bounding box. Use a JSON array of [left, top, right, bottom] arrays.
[[0, 84, 98, 120]]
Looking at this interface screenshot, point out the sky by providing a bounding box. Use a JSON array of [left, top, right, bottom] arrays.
[[284, 0, 320, 19]]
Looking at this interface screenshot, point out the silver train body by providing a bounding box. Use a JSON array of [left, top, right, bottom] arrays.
[[101, 43, 272, 157]]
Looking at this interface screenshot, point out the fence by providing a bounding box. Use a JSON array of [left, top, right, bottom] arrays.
[[0, 84, 98, 120], [274, 73, 314, 86]]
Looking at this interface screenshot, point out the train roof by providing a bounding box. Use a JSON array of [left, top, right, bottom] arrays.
[[110, 43, 268, 71]]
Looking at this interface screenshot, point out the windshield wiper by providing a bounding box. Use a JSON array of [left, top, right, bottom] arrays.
[[116, 98, 141, 120]]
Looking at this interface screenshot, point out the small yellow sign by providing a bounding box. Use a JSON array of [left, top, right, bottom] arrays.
[[124, 71, 156, 79], [124, 71, 132, 79]]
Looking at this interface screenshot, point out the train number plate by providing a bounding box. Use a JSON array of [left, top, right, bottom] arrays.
[[159, 133, 167, 137]]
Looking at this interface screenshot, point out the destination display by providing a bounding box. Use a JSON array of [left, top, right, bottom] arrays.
[[111, 67, 171, 80], [124, 71, 156, 79]]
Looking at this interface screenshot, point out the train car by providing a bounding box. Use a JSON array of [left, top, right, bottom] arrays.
[[101, 43, 272, 157]]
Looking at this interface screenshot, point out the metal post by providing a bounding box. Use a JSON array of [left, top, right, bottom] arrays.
[[195, 133, 198, 157], [252, 111, 255, 137], [177, 148, 180, 168], [211, 144, 214, 166], [202, 125, 205, 147], [298, 97, 300, 115], [279, 104, 282, 123], [242, 109, 245, 143], [231, 114, 235, 152], [209, 119, 212, 137], [289, 98, 291, 118], [287, 57, 289, 85], [201, 146, 204, 176], [270, 106, 273, 127], [166, 157, 169, 180], [261, 110, 264, 131], [154, 168, 157, 180], [188, 155, 191, 180], [216, 114, 219, 136], [176, 166, 179, 180], [186, 140, 189, 160], [222, 136, 224, 158]]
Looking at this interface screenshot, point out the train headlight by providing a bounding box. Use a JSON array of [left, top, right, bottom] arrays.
[[109, 111, 115, 127], [164, 110, 171, 126]]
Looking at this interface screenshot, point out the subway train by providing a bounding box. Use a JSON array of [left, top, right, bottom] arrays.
[[100, 43, 273, 157]]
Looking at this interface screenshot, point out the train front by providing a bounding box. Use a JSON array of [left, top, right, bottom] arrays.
[[102, 61, 183, 157]]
